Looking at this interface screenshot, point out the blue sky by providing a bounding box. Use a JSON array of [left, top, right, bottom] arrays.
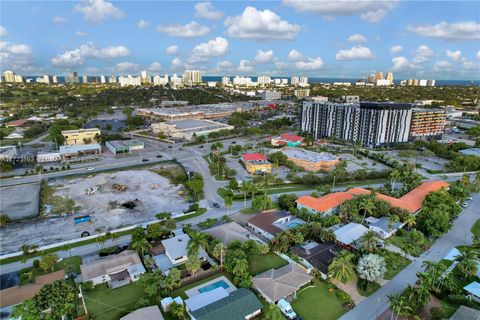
[[1, 0, 479, 79]]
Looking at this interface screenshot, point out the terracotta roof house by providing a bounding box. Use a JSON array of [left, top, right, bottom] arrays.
[[271, 133, 304, 147], [6, 119, 27, 128], [290, 241, 342, 279], [0, 270, 65, 309], [203, 222, 263, 245], [248, 211, 305, 240], [296, 192, 354, 215], [252, 263, 313, 303], [80, 250, 145, 289]]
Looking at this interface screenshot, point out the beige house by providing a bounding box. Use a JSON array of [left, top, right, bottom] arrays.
[[61, 128, 101, 145]]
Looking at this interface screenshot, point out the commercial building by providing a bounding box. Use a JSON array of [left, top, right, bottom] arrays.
[[301, 101, 414, 147], [59, 143, 102, 160], [37, 152, 61, 163], [0, 146, 16, 161], [261, 90, 281, 100], [278, 147, 339, 172], [271, 133, 304, 147], [61, 128, 101, 145], [241, 153, 272, 174], [80, 250, 145, 288], [409, 108, 446, 141], [294, 89, 310, 98], [106, 139, 144, 155], [152, 119, 234, 141]]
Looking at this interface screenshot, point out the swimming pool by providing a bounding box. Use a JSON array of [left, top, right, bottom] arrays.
[[198, 279, 230, 293], [288, 221, 303, 228]]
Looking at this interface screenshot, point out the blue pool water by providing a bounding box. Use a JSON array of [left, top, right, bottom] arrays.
[[198, 279, 230, 293], [288, 221, 302, 228]]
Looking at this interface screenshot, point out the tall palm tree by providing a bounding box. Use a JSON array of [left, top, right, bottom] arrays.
[[232, 258, 249, 276], [460, 174, 470, 187], [359, 196, 375, 223], [249, 182, 259, 201], [327, 250, 356, 284], [212, 242, 225, 270], [388, 293, 412, 320], [187, 231, 208, 257], [455, 247, 479, 279], [132, 237, 152, 256], [224, 196, 233, 214], [404, 215, 416, 230], [241, 181, 251, 207], [390, 169, 401, 191], [361, 231, 379, 253]]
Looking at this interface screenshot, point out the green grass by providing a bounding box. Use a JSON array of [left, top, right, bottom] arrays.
[[84, 282, 150, 320], [169, 272, 224, 300], [389, 230, 432, 257], [174, 208, 207, 222], [249, 252, 288, 276], [197, 218, 218, 229], [378, 250, 411, 280], [291, 281, 347, 320], [471, 219, 480, 237], [356, 280, 381, 297]]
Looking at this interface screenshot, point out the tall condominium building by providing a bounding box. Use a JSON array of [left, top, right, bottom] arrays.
[[301, 101, 413, 147], [82, 75, 88, 83], [153, 75, 168, 86], [183, 70, 202, 84], [100, 75, 107, 83], [141, 71, 151, 84], [3, 71, 15, 83], [299, 76, 309, 87], [170, 74, 182, 85], [233, 76, 253, 86], [375, 71, 384, 81], [221, 76, 230, 85], [291, 76, 299, 86], [109, 75, 117, 83], [119, 75, 141, 87], [409, 108, 446, 141], [257, 75, 271, 86], [386, 72, 393, 84], [367, 74, 376, 83]]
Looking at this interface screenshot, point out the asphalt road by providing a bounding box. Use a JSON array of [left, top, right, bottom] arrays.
[[339, 193, 480, 320]]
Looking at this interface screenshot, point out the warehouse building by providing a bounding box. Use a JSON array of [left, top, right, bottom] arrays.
[[106, 140, 145, 155], [0, 146, 17, 161], [152, 119, 234, 141], [59, 143, 102, 160]]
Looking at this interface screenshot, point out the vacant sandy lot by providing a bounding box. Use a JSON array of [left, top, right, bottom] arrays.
[[0, 166, 189, 254], [0, 183, 40, 220]]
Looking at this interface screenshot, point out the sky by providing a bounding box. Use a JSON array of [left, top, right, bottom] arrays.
[[1, 0, 480, 80]]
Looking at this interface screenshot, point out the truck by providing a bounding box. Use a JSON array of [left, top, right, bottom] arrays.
[[74, 215, 91, 224], [277, 299, 297, 319]]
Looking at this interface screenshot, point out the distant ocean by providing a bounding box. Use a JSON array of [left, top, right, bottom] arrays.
[[25, 75, 479, 86]]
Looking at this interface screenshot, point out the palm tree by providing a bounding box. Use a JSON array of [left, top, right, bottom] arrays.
[[327, 250, 356, 284], [187, 231, 208, 257], [186, 256, 201, 277], [241, 181, 251, 207], [110, 232, 120, 244], [359, 196, 375, 223], [132, 237, 152, 256], [249, 182, 259, 201], [455, 247, 479, 279], [212, 242, 225, 270], [96, 235, 107, 248], [361, 231, 379, 253], [232, 258, 249, 276], [460, 174, 470, 187], [264, 304, 284, 320], [390, 169, 401, 191], [224, 196, 233, 214], [388, 293, 412, 320], [404, 215, 416, 230]]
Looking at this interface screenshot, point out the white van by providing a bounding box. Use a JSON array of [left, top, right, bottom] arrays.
[[277, 299, 296, 319]]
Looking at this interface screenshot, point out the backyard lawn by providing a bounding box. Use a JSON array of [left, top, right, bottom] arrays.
[[84, 282, 150, 320], [249, 252, 288, 276], [471, 219, 480, 237], [389, 230, 432, 257], [379, 250, 411, 280], [291, 281, 347, 320]]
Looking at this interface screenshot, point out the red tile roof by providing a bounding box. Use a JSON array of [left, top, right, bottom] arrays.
[[6, 119, 26, 127], [296, 193, 353, 212], [242, 153, 267, 161], [280, 133, 303, 142]]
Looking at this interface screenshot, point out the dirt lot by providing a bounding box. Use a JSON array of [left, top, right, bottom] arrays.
[[0, 164, 189, 254], [0, 183, 40, 220]]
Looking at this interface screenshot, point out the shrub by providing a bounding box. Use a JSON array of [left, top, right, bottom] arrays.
[[32, 259, 40, 269]]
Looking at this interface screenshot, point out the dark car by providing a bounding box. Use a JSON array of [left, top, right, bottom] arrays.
[[156, 155, 162, 158], [231, 141, 236, 144], [199, 145, 204, 148], [213, 202, 220, 208], [168, 145, 173, 148], [142, 159, 149, 162]]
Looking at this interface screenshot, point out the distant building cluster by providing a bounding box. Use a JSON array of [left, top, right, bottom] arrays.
[[400, 79, 436, 87], [301, 101, 446, 147]]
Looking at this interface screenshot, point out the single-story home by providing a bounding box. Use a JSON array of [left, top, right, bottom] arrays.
[[155, 233, 208, 273], [290, 241, 342, 279], [252, 263, 313, 304], [203, 221, 263, 245], [120, 305, 164, 320], [465, 282, 480, 303], [296, 192, 354, 216], [365, 216, 404, 239], [248, 211, 305, 240], [80, 250, 145, 288], [189, 288, 262, 320], [332, 223, 369, 249]]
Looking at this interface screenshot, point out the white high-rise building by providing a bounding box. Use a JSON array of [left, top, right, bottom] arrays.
[[3, 71, 15, 83], [52, 76, 58, 84], [100, 75, 107, 83], [119, 75, 141, 87], [233, 76, 253, 86], [299, 76, 309, 87], [141, 71, 151, 84], [109, 76, 117, 83], [183, 70, 202, 85], [281, 78, 288, 85], [257, 75, 271, 86], [222, 76, 230, 85], [274, 79, 281, 85], [291, 76, 299, 86], [82, 75, 88, 83], [153, 75, 168, 86], [170, 74, 182, 85]]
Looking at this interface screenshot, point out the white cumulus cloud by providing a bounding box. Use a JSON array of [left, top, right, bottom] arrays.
[[75, 0, 125, 24], [51, 43, 129, 68], [195, 2, 224, 20], [282, 0, 397, 23], [477, 51, 480, 60], [0, 26, 7, 36], [390, 45, 403, 54], [113, 61, 140, 73], [435, 60, 451, 70], [407, 21, 480, 41], [137, 19, 149, 29], [446, 49, 462, 61], [412, 45, 434, 64], [191, 37, 229, 59], [216, 60, 235, 71], [391, 56, 415, 71], [288, 49, 304, 61], [275, 60, 288, 70], [238, 59, 254, 73], [171, 58, 184, 70], [75, 31, 87, 37], [294, 57, 324, 71], [165, 45, 178, 55], [347, 34, 367, 43], [53, 16, 67, 23], [254, 50, 274, 63], [225, 6, 301, 40], [0, 41, 34, 69], [335, 45, 374, 60], [157, 21, 210, 38], [147, 62, 162, 72]]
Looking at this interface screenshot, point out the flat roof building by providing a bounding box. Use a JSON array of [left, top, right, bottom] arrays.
[[152, 119, 234, 141], [409, 108, 446, 141], [59, 143, 102, 160], [106, 139, 144, 155], [0, 145, 16, 161], [61, 128, 101, 145], [241, 153, 272, 175], [278, 146, 339, 172]]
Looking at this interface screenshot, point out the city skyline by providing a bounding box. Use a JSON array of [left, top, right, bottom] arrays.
[[1, 0, 479, 80]]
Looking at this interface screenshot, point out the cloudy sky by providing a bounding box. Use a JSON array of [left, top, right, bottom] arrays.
[[1, 0, 479, 79]]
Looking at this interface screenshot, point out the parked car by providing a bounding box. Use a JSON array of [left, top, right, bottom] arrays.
[[278, 299, 297, 319], [199, 145, 204, 148], [462, 203, 468, 208], [156, 155, 162, 158], [142, 159, 149, 162], [213, 202, 220, 208], [85, 167, 95, 171]]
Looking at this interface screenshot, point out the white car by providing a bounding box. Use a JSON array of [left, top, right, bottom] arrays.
[[277, 299, 297, 319], [85, 167, 95, 171]]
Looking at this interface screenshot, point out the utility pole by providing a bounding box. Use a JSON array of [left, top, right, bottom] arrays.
[[78, 285, 88, 316]]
